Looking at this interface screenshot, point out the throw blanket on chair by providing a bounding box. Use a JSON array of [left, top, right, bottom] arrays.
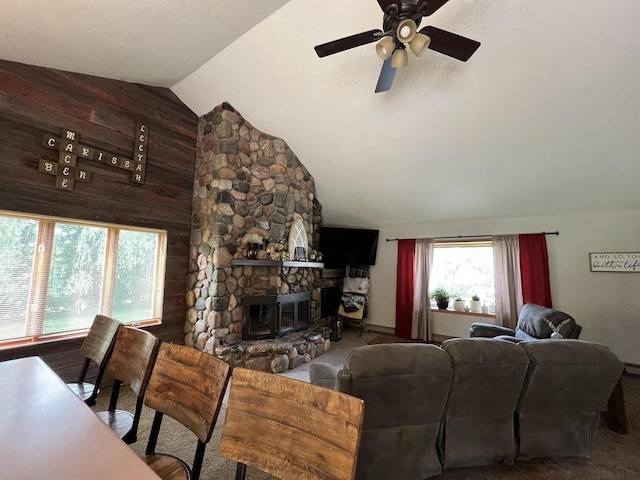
[[340, 274, 369, 321], [340, 292, 366, 313]]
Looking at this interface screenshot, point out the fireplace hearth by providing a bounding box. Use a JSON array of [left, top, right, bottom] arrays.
[[243, 292, 311, 340]]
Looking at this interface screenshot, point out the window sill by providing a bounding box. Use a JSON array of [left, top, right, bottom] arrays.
[[0, 318, 161, 351], [431, 308, 495, 319]]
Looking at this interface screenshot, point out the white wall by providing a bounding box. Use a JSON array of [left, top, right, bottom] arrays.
[[367, 209, 640, 365], [432, 312, 496, 338]]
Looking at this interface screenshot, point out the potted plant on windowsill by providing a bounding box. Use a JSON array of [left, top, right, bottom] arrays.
[[430, 288, 451, 310], [470, 294, 481, 313], [453, 297, 466, 312]]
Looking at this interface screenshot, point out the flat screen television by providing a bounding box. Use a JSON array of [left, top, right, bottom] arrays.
[[319, 227, 379, 266]]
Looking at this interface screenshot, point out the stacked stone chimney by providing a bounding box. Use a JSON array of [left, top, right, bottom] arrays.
[[185, 103, 322, 354]]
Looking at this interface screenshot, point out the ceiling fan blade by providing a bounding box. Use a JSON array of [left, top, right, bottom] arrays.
[[314, 29, 383, 58], [375, 57, 397, 93], [420, 26, 481, 61], [417, 0, 451, 17], [376, 0, 402, 13]]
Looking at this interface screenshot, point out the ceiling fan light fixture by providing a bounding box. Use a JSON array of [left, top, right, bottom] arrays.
[[396, 19, 417, 43], [409, 33, 431, 57], [375, 36, 396, 60], [312, 1, 481, 94], [391, 47, 408, 68]]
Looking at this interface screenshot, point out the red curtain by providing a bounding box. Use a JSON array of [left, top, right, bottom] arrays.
[[395, 239, 416, 338], [519, 234, 552, 307]]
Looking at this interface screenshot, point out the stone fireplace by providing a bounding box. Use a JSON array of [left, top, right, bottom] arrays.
[[185, 102, 329, 371]]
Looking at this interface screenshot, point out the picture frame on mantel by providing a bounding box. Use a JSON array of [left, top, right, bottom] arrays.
[[589, 252, 640, 272], [294, 247, 306, 262]]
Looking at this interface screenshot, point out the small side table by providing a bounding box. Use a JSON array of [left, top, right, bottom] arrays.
[[601, 375, 627, 434]]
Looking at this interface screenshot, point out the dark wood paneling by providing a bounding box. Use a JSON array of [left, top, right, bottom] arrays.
[[0, 59, 197, 377]]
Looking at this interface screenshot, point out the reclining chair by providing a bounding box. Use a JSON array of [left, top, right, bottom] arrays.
[[440, 338, 530, 469], [469, 303, 581, 342], [310, 343, 453, 479], [516, 339, 623, 459]]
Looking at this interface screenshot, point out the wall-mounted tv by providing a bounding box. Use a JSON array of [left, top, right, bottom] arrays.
[[319, 227, 379, 266]]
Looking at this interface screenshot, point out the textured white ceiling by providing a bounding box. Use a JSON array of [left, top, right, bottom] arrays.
[[174, 0, 640, 228], [0, 0, 290, 86], [2, 0, 640, 229]]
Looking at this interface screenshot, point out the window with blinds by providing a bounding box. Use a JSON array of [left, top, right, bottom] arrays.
[[0, 211, 166, 346]]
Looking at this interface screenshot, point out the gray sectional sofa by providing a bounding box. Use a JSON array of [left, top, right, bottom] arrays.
[[309, 338, 623, 479]]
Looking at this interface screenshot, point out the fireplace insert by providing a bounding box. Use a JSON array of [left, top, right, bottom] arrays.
[[242, 292, 311, 340]]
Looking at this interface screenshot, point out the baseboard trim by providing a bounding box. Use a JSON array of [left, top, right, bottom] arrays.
[[624, 363, 640, 375], [432, 334, 455, 343], [363, 324, 394, 335], [362, 327, 455, 342]]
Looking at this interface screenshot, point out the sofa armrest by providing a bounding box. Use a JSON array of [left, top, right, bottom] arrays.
[[494, 335, 522, 343], [515, 330, 538, 342], [469, 323, 516, 338], [309, 363, 338, 390], [570, 324, 582, 339]]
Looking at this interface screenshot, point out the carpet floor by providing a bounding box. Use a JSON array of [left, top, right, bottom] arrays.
[[367, 333, 428, 345], [91, 331, 640, 479]]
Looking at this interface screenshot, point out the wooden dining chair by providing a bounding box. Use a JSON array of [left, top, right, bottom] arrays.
[[66, 314, 121, 406], [220, 368, 365, 480], [142, 342, 231, 480], [95, 326, 159, 444]]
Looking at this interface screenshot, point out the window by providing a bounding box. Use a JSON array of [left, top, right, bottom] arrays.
[[0, 211, 166, 346], [429, 240, 495, 309]]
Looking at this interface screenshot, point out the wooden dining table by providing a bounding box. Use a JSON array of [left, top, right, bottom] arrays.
[[0, 356, 160, 479]]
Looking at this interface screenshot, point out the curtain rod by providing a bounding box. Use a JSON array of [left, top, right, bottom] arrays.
[[385, 231, 559, 242]]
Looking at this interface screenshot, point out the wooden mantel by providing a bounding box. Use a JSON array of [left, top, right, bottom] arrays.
[[230, 259, 325, 268]]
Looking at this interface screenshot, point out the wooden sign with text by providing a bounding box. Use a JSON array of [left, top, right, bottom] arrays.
[[589, 252, 640, 272], [38, 123, 149, 191]]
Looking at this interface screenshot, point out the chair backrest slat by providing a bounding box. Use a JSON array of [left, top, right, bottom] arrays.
[[107, 326, 159, 397], [220, 368, 364, 480], [145, 343, 231, 443], [79, 315, 120, 367]]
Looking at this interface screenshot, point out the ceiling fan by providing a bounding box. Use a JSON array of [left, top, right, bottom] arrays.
[[314, 0, 481, 93]]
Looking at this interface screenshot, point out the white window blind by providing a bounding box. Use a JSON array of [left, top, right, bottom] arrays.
[[0, 215, 38, 341], [0, 211, 166, 345]]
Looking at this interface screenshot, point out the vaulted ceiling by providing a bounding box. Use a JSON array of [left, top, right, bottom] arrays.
[[2, 0, 639, 228]]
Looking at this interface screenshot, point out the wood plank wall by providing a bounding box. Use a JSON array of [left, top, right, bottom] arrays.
[[0, 59, 197, 381]]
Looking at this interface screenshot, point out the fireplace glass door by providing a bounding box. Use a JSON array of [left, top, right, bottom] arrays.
[[243, 296, 277, 339], [278, 300, 295, 336], [296, 297, 311, 331], [242, 292, 312, 340]]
